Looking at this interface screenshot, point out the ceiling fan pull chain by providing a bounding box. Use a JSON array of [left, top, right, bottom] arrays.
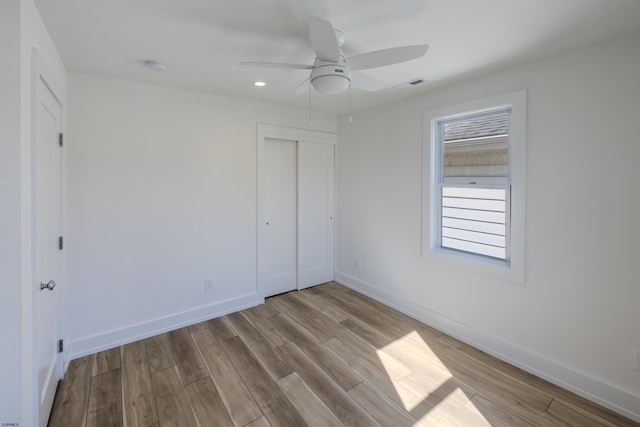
[[349, 83, 353, 123], [308, 84, 312, 127]]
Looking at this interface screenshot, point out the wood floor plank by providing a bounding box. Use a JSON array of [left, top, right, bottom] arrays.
[[283, 291, 345, 342], [167, 327, 208, 385], [323, 336, 414, 409], [400, 368, 474, 407], [187, 321, 210, 334], [340, 317, 393, 349], [244, 416, 271, 427], [404, 384, 493, 427], [348, 382, 415, 427], [314, 288, 396, 329], [241, 308, 291, 347], [305, 307, 346, 336], [93, 347, 120, 376], [341, 289, 406, 322], [244, 301, 280, 319], [549, 397, 639, 427], [261, 398, 311, 427], [278, 341, 381, 427], [216, 335, 285, 408], [298, 288, 350, 322], [219, 336, 308, 427], [152, 366, 197, 427], [185, 377, 234, 427], [328, 287, 399, 326], [48, 355, 94, 427], [278, 291, 319, 315], [206, 316, 238, 341], [277, 372, 344, 427], [384, 317, 444, 343], [318, 281, 349, 293], [547, 398, 613, 427], [121, 340, 158, 427], [403, 377, 493, 427], [86, 369, 122, 427], [333, 327, 412, 381], [270, 313, 363, 391], [191, 328, 263, 426], [225, 311, 293, 381], [277, 305, 337, 343], [467, 394, 534, 427], [144, 333, 176, 374]]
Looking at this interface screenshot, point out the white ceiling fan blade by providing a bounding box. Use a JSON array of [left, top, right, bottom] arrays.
[[351, 71, 384, 92], [239, 61, 313, 70], [309, 15, 340, 62], [292, 78, 311, 95], [347, 44, 429, 71]]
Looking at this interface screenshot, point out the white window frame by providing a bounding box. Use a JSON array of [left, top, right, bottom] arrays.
[[422, 90, 527, 283]]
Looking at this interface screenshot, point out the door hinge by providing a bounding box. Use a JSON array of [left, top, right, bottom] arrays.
[[58, 339, 64, 353], [58, 132, 64, 147], [58, 236, 64, 250]]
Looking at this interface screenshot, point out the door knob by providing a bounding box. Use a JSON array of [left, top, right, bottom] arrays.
[[40, 280, 56, 291]]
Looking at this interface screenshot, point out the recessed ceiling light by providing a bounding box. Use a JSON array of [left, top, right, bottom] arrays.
[[145, 61, 167, 72], [253, 81, 266, 87]]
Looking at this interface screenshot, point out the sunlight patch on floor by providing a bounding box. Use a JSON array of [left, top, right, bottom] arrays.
[[376, 330, 451, 411], [376, 330, 491, 426]]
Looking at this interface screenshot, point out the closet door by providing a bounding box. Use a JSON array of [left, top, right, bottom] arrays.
[[263, 138, 298, 296], [298, 142, 335, 289]]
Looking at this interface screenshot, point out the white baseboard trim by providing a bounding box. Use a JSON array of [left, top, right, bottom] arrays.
[[67, 292, 262, 362], [334, 272, 640, 423]]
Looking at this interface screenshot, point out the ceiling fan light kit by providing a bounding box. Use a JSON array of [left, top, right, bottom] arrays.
[[240, 15, 428, 96], [310, 58, 351, 94]]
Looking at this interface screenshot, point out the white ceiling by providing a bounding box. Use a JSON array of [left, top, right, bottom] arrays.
[[35, 0, 640, 114]]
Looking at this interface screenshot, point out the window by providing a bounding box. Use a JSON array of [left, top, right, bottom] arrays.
[[439, 109, 510, 260], [423, 91, 526, 283]]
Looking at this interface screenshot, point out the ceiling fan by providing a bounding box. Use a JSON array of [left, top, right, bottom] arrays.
[[240, 15, 428, 95]]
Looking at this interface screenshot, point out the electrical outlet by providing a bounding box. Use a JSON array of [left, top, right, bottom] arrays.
[[355, 257, 362, 270], [635, 350, 640, 372], [204, 278, 214, 292]]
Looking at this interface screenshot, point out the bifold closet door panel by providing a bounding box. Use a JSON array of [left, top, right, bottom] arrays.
[[298, 141, 335, 289], [263, 138, 298, 297]]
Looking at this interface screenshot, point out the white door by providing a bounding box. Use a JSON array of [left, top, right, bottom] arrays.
[[298, 142, 335, 289], [34, 75, 63, 427], [263, 138, 298, 296]]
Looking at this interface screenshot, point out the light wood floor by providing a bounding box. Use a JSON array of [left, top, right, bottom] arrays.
[[49, 282, 639, 427]]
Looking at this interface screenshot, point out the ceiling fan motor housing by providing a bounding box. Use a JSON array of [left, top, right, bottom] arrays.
[[311, 57, 351, 94]]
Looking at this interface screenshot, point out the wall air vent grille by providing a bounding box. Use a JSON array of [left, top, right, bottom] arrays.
[[393, 77, 426, 89]]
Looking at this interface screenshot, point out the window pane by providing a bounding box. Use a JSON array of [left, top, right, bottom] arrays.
[[443, 110, 510, 184], [441, 185, 507, 260]]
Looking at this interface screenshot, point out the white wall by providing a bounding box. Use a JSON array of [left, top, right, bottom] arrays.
[[336, 32, 640, 420], [66, 73, 336, 357], [0, 0, 67, 424]]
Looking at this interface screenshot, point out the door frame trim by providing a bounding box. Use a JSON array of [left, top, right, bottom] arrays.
[[256, 124, 337, 299]]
